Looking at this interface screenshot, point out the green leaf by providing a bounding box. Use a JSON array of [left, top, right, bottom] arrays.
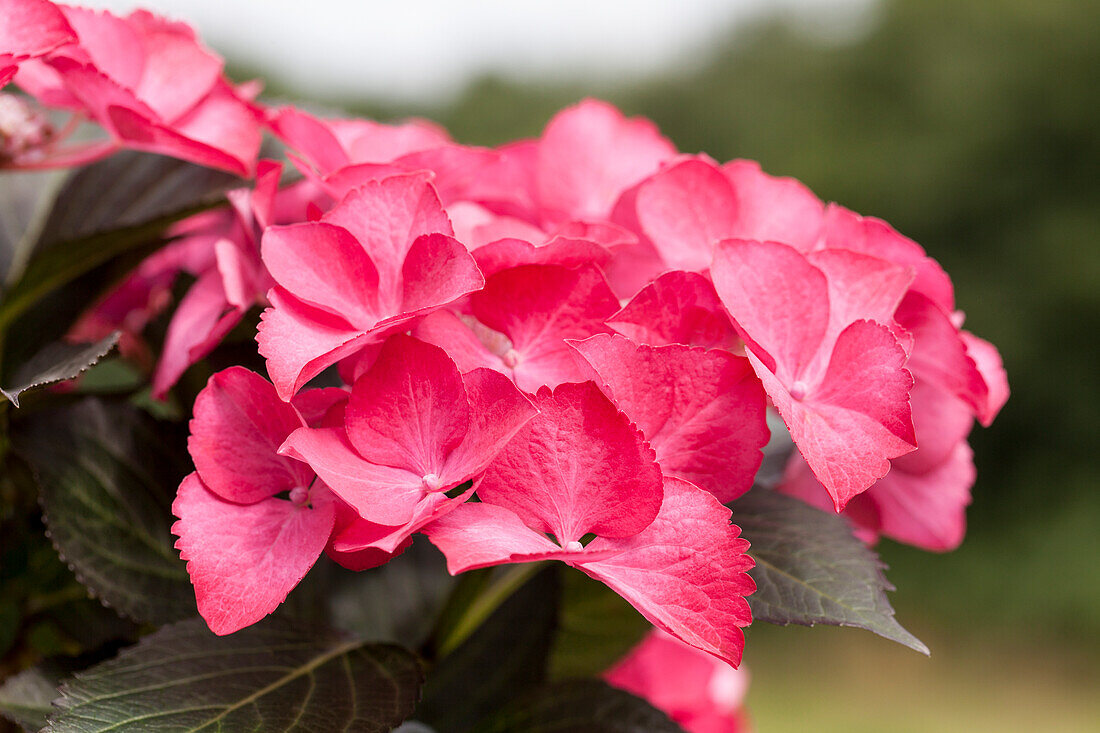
[[1, 332, 119, 407], [469, 680, 685, 733], [732, 487, 929, 654], [415, 566, 559, 732], [548, 570, 650, 679], [45, 617, 423, 733], [14, 398, 196, 625], [0, 662, 65, 731], [0, 150, 238, 332], [0, 169, 65, 284]]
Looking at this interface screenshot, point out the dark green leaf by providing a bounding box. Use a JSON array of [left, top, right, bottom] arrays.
[[45, 617, 423, 733], [732, 487, 929, 654], [328, 538, 455, 648], [1, 332, 119, 407], [0, 662, 64, 731], [0, 169, 65, 283], [415, 566, 559, 732], [0, 151, 238, 332], [14, 398, 195, 625], [548, 570, 650, 679], [469, 680, 684, 733]]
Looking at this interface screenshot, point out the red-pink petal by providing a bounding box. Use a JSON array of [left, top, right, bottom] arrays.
[[572, 334, 768, 502], [441, 367, 539, 480], [608, 271, 737, 349], [0, 0, 76, 62], [477, 381, 663, 544], [960, 331, 1009, 426], [401, 232, 486, 313], [423, 501, 567, 573], [471, 236, 611, 279], [580, 477, 755, 668], [187, 367, 312, 504], [172, 473, 334, 635]]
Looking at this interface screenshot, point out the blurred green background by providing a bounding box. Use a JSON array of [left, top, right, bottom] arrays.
[[256, 0, 1099, 729]]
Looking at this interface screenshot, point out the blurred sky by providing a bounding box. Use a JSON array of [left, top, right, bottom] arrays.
[[80, 0, 875, 103]]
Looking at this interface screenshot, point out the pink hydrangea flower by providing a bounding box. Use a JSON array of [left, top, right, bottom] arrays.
[[0, 0, 76, 86]]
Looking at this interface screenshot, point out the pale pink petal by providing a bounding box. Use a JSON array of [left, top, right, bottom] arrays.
[[267, 106, 351, 173], [723, 159, 824, 250], [960, 331, 1009, 426], [477, 381, 663, 544], [711, 239, 830, 381], [608, 271, 737, 349], [449, 201, 547, 250], [0, 0, 76, 62], [537, 99, 676, 225], [805, 248, 913, 348], [166, 80, 261, 176], [173, 473, 334, 635], [630, 156, 738, 272], [127, 10, 222, 122], [187, 367, 312, 504], [345, 334, 470, 475], [572, 334, 768, 502], [580, 477, 755, 668]]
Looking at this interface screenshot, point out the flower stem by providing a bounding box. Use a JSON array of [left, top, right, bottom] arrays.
[[432, 562, 544, 659]]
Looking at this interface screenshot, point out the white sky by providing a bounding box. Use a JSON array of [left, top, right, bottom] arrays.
[[79, 0, 875, 104]]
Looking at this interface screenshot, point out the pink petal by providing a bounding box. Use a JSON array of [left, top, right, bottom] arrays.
[[471, 236, 611, 279], [471, 264, 619, 392], [127, 10, 222, 122], [290, 387, 349, 428], [761, 320, 916, 510], [537, 99, 676, 225], [256, 287, 368, 400], [412, 310, 504, 375], [400, 232, 485, 313], [187, 367, 312, 504], [332, 487, 473, 556], [166, 80, 262, 176], [804, 248, 913, 345], [823, 204, 955, 312], [267, 106, 350, 173], [572, 334, 768, 503], [723, 159, 824, 251], [608, 271, 738, 349], [345, 334, 470, 474], [441, 367, 539, 480], [423, 501, 570, 573], [261, 221, 382, 326], [580, 477, 755, 668], [173, 473, 334, 635], [891, 381, 974, 474], [321, 174, 453, 304], [867, 441, 975, 551], [279, 425, 426, 527], [960, 331, 1009, 426], [630, 156, 738, 272], [0, 0, 76, 61], [152, 268, 242, 399], [895, 291, 989, 419], [710, 239, 830, 381], [477, 381, 663, 544]]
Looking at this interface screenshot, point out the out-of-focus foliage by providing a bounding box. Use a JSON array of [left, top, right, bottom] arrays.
[[312, 0, 1100, 644]]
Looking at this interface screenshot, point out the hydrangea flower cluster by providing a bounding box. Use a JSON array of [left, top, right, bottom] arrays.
[[3, 0, 1008, 682]]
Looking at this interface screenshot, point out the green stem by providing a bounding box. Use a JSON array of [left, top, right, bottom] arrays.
[[433, 562, 544, 658]]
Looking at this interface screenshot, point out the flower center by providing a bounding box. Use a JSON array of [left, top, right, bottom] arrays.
[[0, 94, 54, 162], [501, 348, 521, 369], [422, 473, 443, 491], [564, 540, 584, 552], [789, 380, 808, 401], [288, 486, 310, 506]]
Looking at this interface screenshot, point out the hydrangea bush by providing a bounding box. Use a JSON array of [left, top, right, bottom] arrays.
[[0, 2, 1007, 731]]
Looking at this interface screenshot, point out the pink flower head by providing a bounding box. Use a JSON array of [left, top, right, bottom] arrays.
[[280, 334, 536, 554], [571, 334, 769, 503], [172, 367, 339, 635], [13, 7, 262, 174], [258, 173, 484, 399], [413, 263, 620, 393], [711, 239, 918, 510], [606, 629, 751, 733]]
